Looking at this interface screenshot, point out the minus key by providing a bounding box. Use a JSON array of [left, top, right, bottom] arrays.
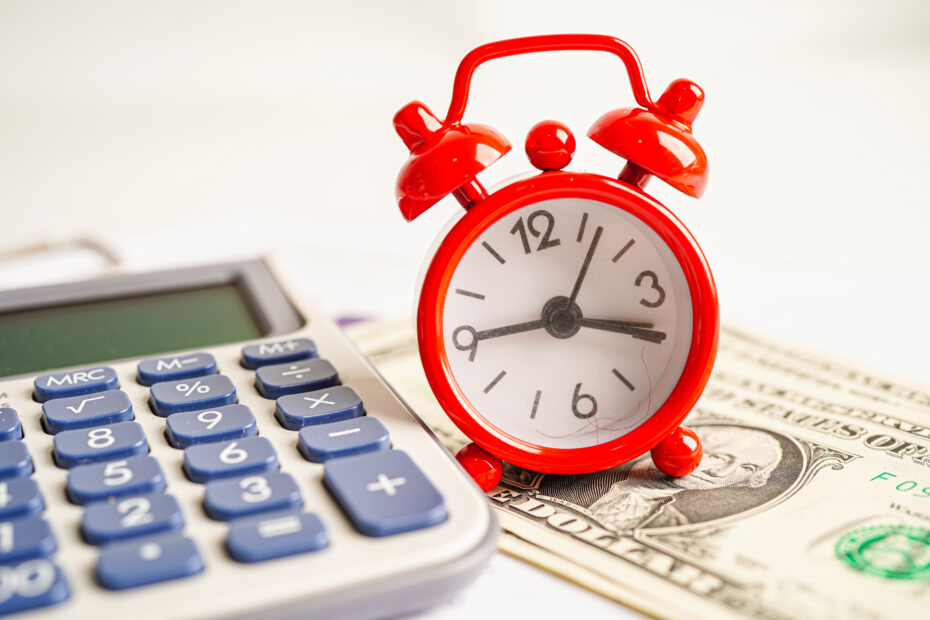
[[298, 417, 390, 462]]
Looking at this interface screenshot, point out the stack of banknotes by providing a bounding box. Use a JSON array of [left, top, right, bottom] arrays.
[[347, 319, 930, 619]]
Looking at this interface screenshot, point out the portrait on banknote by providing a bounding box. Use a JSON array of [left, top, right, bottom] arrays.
[[526, 423, 805, 533]]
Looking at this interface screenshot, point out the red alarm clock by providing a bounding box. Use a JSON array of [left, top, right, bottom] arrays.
[[393, 35, 718, 491]]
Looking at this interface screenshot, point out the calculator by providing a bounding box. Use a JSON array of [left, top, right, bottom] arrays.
[[0, 258, 498, 618]]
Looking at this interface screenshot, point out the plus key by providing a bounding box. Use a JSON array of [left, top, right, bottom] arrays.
[[323, 450, 446, 537]]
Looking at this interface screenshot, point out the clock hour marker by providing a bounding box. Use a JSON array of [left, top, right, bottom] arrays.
[[484, 370, 506, 393], [576, 212, 589, 242], [482, 241, 506, 264], [455, 288, 486, 300], [530, 390, 542, 419], [612, 368, 635, 391], [612, 239, 635, 263]]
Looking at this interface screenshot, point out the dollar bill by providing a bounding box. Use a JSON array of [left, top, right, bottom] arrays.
[[346, 318, 930, 619]]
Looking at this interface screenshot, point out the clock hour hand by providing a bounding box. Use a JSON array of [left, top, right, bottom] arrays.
[[578, 318, 667, 344], [476, 320, 547, 340]]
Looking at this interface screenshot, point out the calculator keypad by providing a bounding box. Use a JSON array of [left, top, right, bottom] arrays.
[[41, 390, 133, 434], [53, 421, 148, 468], [0, 412, 66, 614], [254, 359, 339, 399], [137, 352, 218, 387], [33, 366, 119, 403], [150, 375, 237, 416], [96, 535, 204, 591], [2, 332, 451, 608], [183, 437, 277, 483], [204, 471, 302, 521]]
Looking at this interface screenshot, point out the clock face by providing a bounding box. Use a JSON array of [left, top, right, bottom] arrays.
[[441, 197, 693, 450]]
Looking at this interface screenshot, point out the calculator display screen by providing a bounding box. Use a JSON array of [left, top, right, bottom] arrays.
[[0, 285, 261, 377]]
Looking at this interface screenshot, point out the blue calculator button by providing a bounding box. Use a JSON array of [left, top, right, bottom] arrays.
[[0, 409, 23, 442], [184, 436, 277, 483], [275, 386, 363, 430], [165, 404, 257, 449], [0, 479, 44, 519], [97, 534, 204, 591], [33, 366, 118, 402], [83, 493, 184, 545], [255, 359, 339, 399], [241, 338, 317, 370], [298, 417, 390, 463], [53, 421, 148, 468], [67, 455, 165, 505], [150, 375, 236, 417], [42, 390, 133, 434], [204, 471, 301, 521], [0, 442, 33, 480], [137, 352, 217, 387], [0, 559, 70, 614], [324, 450, 446, 537], [227, 511, 327, 563], [0, 517, 56, 563]]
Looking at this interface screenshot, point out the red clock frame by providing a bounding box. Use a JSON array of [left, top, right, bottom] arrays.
[[417, 171, 719, 474]]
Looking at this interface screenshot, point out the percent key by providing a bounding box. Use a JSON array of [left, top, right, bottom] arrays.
[[150, 375, 237, 416]]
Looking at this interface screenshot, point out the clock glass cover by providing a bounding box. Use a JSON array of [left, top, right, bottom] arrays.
[[442, 198, 693, 450]]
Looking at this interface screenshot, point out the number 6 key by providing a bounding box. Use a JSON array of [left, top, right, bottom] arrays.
[[183, 437, 277, 483]]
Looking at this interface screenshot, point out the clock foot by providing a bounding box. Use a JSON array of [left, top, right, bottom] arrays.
[[455, 443, 503, 492], [651, 426, 702, 477]]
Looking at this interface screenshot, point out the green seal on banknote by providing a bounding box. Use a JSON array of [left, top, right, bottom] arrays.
[[835, 525, 930, 581]]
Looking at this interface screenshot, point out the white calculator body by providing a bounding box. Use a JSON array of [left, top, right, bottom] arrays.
[[0, 258, 497, 618]]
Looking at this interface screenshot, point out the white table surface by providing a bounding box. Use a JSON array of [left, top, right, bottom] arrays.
[[1, 1, 928, 617]]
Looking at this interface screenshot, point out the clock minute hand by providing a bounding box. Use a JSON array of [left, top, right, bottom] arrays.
[[578, 318, 667, 344], [565, 226, 603, 308]]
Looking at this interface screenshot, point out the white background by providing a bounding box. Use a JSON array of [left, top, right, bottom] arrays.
[[1, 1, 929, 616]]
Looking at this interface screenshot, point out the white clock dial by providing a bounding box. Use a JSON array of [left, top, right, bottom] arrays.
[[441, 197, 693, 450]]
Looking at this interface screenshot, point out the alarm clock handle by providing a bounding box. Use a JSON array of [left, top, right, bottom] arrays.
[[443, 34, 658, 125], [651, 426, 703, 477]]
